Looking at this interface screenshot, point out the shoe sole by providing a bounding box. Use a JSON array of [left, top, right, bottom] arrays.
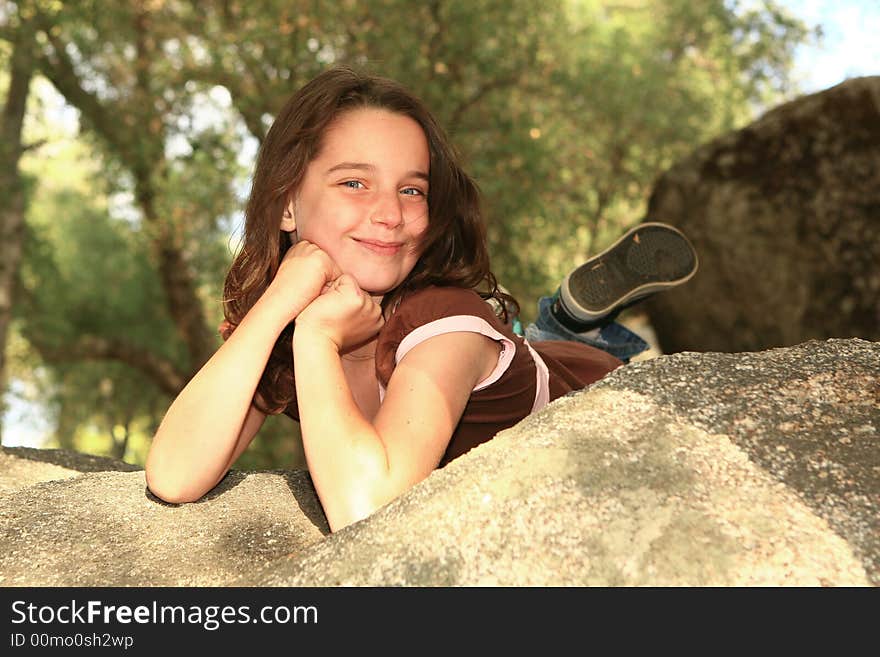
[[559, 222, 698, 322]]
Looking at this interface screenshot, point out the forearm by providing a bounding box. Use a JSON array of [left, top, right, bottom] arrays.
[[292, 330, 391, 530], [146, 293, 297, 502]]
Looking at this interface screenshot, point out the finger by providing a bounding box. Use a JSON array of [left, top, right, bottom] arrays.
[[335, 274, 359, 293], [302, 243, 342, 279], [325, 257, 343, 281]]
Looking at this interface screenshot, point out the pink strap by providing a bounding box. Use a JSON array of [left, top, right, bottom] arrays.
[[380, 315, 550, 414], [523, 340, 550, 413], [395, 315, 516, 391]]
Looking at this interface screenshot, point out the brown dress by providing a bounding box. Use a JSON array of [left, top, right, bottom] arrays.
[[373, 286, 622, 466]]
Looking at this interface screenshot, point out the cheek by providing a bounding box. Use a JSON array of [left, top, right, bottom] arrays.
[[295, 208, 341, 245], [405, 202, 429, 225], [409, 209, 430, 236], [406, 220, 429, 257]]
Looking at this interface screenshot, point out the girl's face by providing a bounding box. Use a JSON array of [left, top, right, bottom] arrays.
[[290, 108, 430, 296]]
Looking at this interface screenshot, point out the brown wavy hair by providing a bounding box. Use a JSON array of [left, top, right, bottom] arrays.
[[222, 65, 517, 415]]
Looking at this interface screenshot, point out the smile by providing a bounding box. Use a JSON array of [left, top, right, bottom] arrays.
[[354, 238, 404, 256]]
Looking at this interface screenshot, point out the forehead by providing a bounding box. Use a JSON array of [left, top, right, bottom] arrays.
[[316, 108, 429, 164]]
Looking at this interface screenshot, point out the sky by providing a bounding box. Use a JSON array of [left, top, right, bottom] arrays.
[[2, 0, 879, 449], [779, 0, 880, 93]]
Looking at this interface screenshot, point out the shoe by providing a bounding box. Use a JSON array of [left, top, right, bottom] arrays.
[[557, 222, 698, 326]]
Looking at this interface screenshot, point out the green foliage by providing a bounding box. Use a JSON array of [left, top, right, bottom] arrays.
[[2, 0, 816, 466], [14, 138, 177, 458], [19, 156, 181, 361]]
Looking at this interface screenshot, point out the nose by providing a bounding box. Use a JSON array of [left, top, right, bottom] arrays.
[[370, 191, 404, 229]]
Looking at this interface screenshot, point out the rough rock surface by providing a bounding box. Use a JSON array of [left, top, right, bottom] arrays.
[[645, 76, 880, 353], [0, 447, 139, 493], [0, 339, 876, 586], [0, 455, 327, 586]]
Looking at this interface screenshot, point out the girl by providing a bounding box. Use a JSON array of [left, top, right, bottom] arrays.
[[145, 66, 697, 532]]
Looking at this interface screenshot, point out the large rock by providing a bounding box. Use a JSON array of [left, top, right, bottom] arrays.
[[0, 454, 328, 586], [0, 447, 139, 493], [0, 339, 876, 586], [645, 76, 880, 354]]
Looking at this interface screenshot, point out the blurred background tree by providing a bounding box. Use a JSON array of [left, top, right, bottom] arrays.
[[0, 0, 817, 467]]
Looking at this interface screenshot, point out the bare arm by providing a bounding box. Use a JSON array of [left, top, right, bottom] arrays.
[[145, 241, 339, 503], [292, 277, 499, 531]]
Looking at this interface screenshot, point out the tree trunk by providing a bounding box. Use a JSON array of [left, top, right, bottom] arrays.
[[31, 7, 216, 388], [0, 21, 36, 445]]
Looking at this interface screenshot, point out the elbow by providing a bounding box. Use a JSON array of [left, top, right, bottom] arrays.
[[145, 472, 198, 505], [326, 500, 376, 533], [144, 456, 208, 505], [323, 477, 400, 532]]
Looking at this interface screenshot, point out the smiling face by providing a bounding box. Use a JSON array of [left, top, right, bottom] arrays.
[[288, 108, 431, 296]]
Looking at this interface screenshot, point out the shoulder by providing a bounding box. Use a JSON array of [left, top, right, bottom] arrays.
[[384, 286, 501, 336], [393, 285, 494, 319]]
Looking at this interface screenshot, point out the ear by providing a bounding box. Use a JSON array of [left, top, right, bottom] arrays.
[[280, 201, 296, 233]]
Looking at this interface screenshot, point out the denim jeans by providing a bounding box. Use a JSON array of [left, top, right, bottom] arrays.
[[520, 295, 649, 363]]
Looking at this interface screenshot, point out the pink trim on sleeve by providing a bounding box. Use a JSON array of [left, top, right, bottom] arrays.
[[523, 340, 550, 413], [394, 315, 516, 391]]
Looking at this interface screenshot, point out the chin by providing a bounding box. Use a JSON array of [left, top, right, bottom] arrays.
[[349, 272, 399, 296], [360, 283, 396, 297], [346, 281, 383, 298]]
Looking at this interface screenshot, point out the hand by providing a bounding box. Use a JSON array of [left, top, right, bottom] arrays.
[[294, 274, 384, 352], [264, 240, 342, 325]]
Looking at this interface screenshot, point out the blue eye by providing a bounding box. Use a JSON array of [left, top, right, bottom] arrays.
[[342, 180, 365, 189], [401, 187, 426, 197]]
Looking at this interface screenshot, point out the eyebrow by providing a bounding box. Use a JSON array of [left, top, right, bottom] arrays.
[[325, 162, 429, 182]]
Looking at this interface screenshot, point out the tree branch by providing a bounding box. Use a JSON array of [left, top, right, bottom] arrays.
[[33, 335, 188, 398], [31, 14, 130, 158], [21, 138, 47, 153], [449, 73, 523, 132], [175, 64, 269, 142]]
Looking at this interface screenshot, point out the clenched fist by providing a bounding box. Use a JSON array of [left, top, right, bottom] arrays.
[[263, 240, 343, 326], [294, 274, 385, 352]]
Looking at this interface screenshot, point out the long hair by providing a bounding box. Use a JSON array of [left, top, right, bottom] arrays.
[[222, 65, 517, 414]]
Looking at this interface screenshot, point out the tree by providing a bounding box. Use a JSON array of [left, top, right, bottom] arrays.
[[2, 0, 814, 466], [1, 0, 239, 459], [0, 8, 37, 445]]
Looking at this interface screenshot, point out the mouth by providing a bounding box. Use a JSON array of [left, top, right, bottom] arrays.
[[353, 238, 404, 256]]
